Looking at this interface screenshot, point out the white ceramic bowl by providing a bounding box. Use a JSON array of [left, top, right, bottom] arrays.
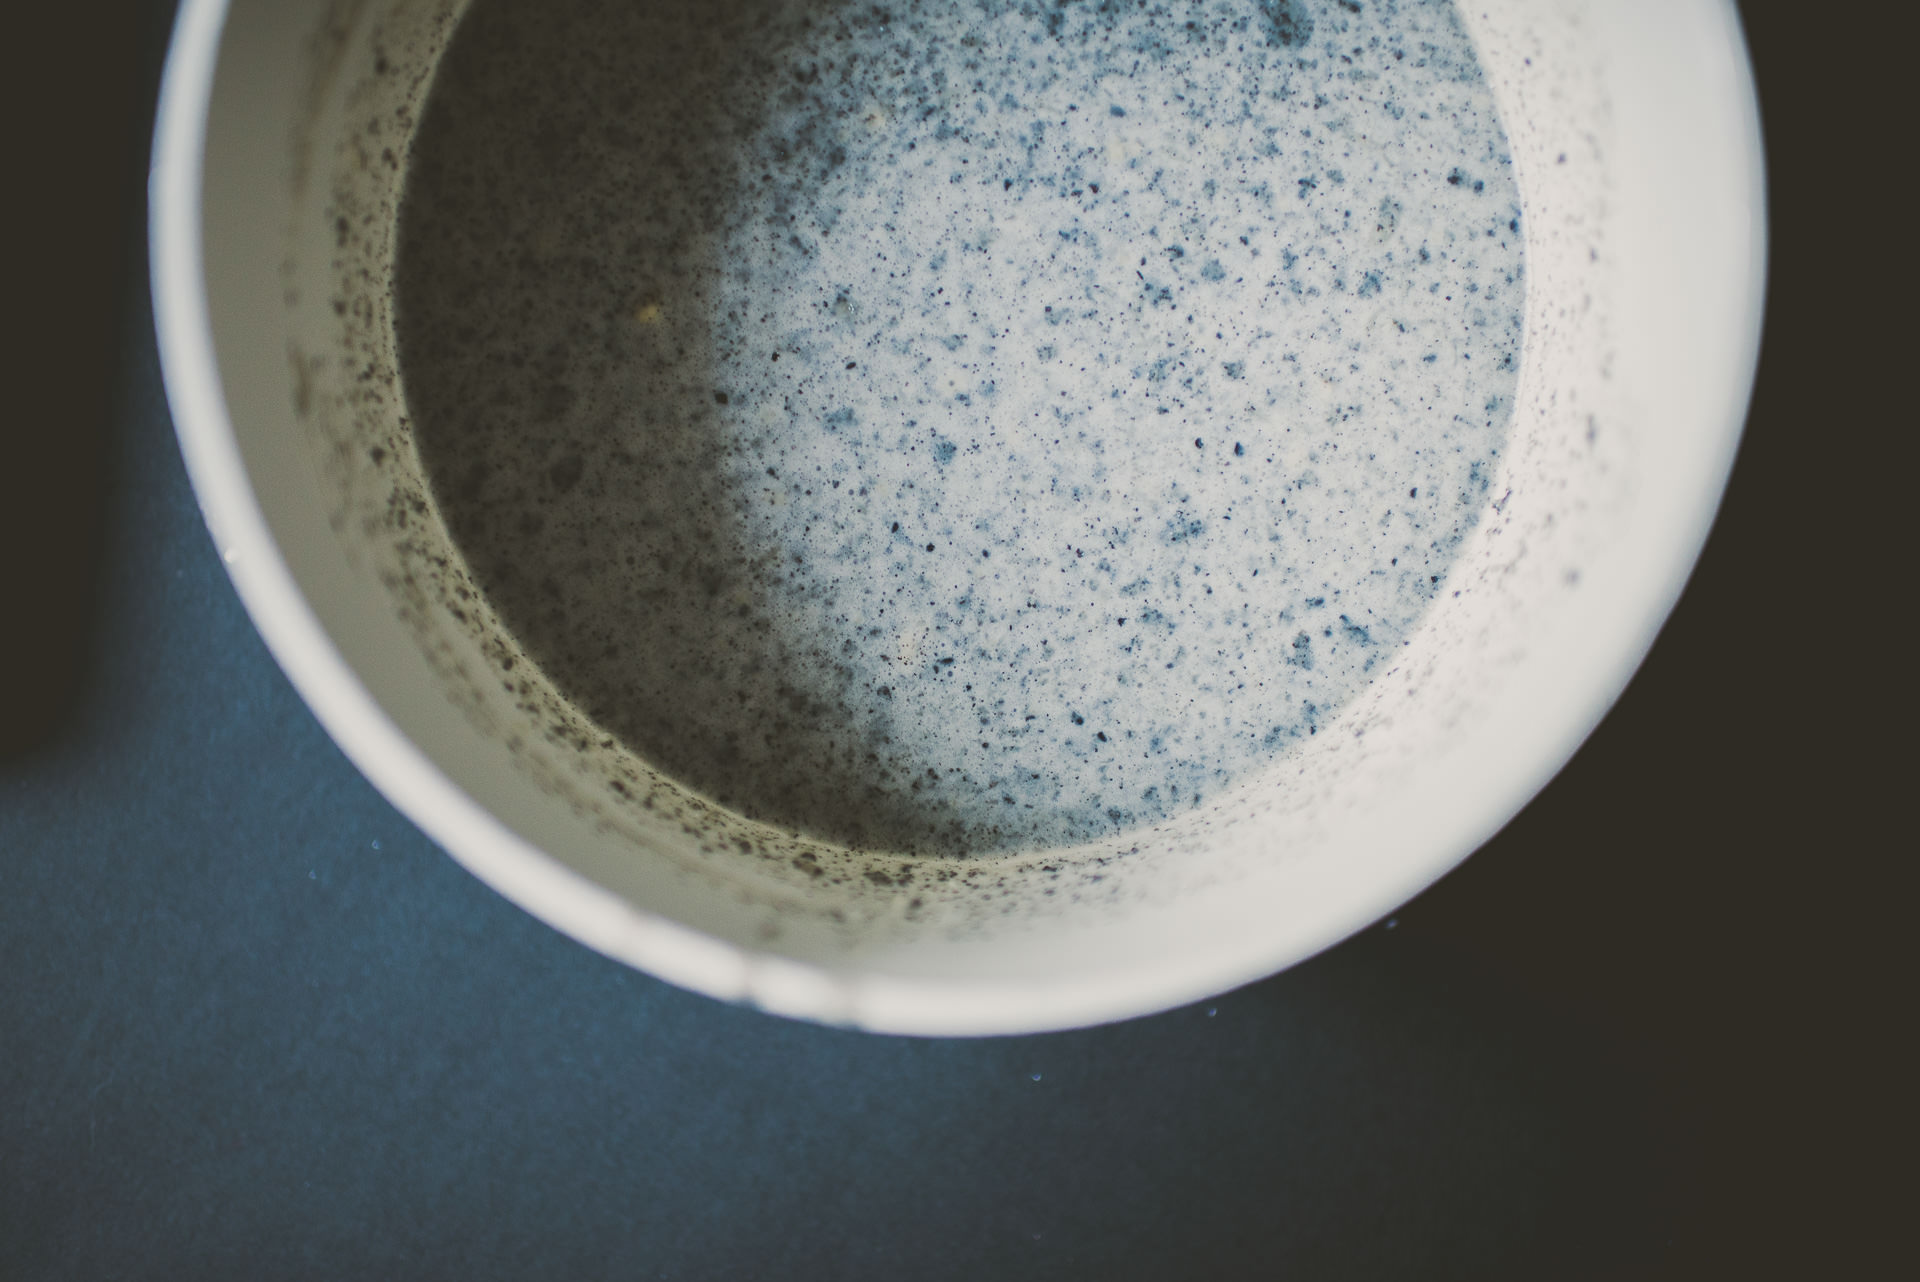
[[152, 0, 1764, 1034]]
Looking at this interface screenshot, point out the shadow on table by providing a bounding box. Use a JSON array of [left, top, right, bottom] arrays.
[[1, 5, 167, 762]]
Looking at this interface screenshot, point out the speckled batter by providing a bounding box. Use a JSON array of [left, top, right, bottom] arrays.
[[394, 0, 1525, 856]]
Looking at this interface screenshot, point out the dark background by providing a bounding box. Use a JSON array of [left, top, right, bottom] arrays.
[[1, 2, 1893, 1277]]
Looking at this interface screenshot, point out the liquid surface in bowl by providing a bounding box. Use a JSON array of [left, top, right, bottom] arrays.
[[393, 0, 1525, 856]]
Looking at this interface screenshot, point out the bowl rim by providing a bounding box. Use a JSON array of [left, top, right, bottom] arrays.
[[151, 0, 1767, 1036]]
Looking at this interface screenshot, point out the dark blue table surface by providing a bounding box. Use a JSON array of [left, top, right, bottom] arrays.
[[2, 3, 1879, 1278]]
